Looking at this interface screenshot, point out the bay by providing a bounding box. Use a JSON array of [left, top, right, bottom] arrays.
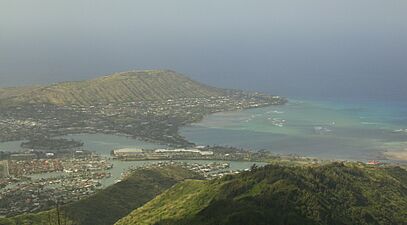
[[180, 98, 407, 161]]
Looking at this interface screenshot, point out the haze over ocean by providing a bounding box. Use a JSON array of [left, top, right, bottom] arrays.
[[1, 0, 406, 101]]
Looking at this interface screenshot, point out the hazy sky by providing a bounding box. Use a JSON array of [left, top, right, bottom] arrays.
[[1, 0, 406, 100]]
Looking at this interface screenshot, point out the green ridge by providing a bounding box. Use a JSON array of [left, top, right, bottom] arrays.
[[115, 163, 407, 225], [0, 166, 202, 225], [0, 70, 225, 106]]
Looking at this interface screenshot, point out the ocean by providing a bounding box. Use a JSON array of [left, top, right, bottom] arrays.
[[180, 98, 407, 161], [1, 98, 406, 162]]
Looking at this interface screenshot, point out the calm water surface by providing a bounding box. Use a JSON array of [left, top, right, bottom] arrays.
[[180, 99, 407, 161], [0, 134, 263, 187], [1, 98, 407, 188]]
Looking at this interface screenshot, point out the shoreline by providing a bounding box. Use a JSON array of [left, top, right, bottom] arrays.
[[2, 99, 407, 164], [384, 150, 407, 161], [179, 99, 407, 164]]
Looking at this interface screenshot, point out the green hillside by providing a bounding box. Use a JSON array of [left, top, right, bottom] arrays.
[[116, 163, 407, 225], [1, 70, 225, 106], [0, 166, 202, 225]]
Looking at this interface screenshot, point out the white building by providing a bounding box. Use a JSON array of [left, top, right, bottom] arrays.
[[113, 148, 143, 156]]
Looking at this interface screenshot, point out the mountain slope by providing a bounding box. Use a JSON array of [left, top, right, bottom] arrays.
[[1, 70, 226, 106], [0, 166, 202, 225], [0, 86, 38, 100], [116, 163, 407, 225], [0, 69, 285, 145]]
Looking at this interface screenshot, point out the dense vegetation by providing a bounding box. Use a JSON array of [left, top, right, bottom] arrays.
[[116, 163, 407, 225], [0, 166, 202, 225], [0, 70, 225, 106]]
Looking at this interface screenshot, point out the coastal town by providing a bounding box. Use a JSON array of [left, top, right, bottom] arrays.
[[0, 149, 257, 217], [0, 73, 403, 222], [0, 128, 394, 218], [0, 91, 289, 218], [0, 155, 113, 216], [0, 131, 326, 217], [0, 142, 390, 218], [0, 94, 286, 146], [1, 3, 406, 224]]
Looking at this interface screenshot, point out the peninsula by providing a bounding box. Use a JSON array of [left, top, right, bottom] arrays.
[[0, 70, 286, 146]]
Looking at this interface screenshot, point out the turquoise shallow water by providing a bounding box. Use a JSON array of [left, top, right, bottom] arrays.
[[180, 98, 407, 161], [1, 99, 406, 162]]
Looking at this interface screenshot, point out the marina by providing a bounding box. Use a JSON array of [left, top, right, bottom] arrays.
[[1, 98, 406, 217]]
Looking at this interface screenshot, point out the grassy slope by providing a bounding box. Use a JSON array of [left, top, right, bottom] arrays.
[[0, 86, 38, 100], [0, 70, 225, 106], [116, 163, 407, 225], [0, 211, 65, 225], [0, 166, 202, 225]]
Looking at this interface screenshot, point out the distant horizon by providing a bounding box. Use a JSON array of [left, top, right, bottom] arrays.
[[1, 0, 406, 101], [1, 68, 405, 103]]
